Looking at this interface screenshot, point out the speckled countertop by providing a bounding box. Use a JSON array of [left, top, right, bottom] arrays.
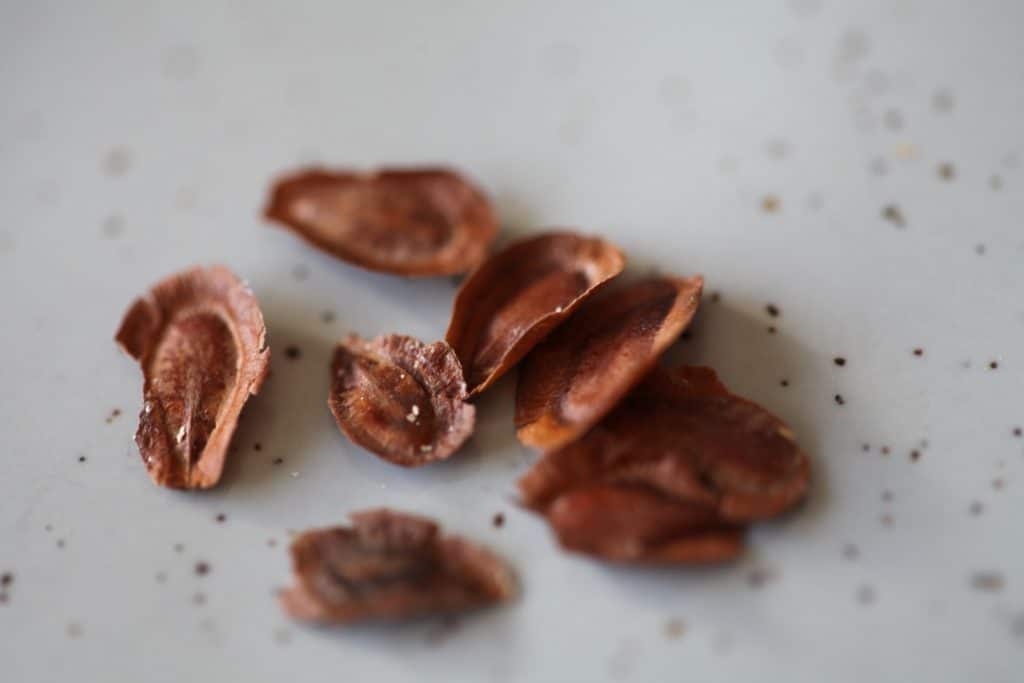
[[1, 1, 1022, 681]]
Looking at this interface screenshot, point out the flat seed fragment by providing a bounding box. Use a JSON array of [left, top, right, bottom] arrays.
[[329, 334, 475, 466], [521, 366, 810, 527], [446, 231, 626, 396], [115, 265, 269, 489], [280, 509, 515, 624], [516, 275, 704, 452], [264, 167, 497, 276]]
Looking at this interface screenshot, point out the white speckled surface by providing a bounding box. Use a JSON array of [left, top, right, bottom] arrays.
[[2, 1, 1022, 681]]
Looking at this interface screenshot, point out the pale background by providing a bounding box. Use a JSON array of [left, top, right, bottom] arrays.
[[1, 1, 1022, 681]]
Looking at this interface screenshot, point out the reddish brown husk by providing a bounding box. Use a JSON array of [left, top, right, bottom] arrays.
[[516, 276, 704, 452], [520, 366, 810, 526], [280, 509, 516, 624], [264, 167, 497, 276], [329, 334, 475, 467], [445, 231, 626, 396], [115, 265, 270, 489]]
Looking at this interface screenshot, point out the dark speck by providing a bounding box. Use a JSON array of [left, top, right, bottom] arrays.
[[284, 345, 301, 360], [861, 443, 870, 452], [910, 450, 921, 462], [882, 204, 906, 228], [746, 567, 777, 589], [969, 501, 984, 516], [970, 571, 1005, 592], [834, 394, 845, 406], [881, 446, 891, 455], [780, 379, 790, 387], [267, 539, 277, 548], [880, 514, 893, 527], [105, 408, 122, 424], [1013, 427, 1022, 438], [1, 573, 12, 587], [77, 455, 86, 463], [767, 326, 777, 335], [321, 310, 336, 324], [195, 562, 210, 576], [765, 304, 780, 318], [253, 442, 262, 451], [937, 162, 956, 180], [855, 584, 876, 605], [710, 291, 721, 304], [272, 457, 284, 465], [215, 514, 226, 524], [761, 195, 781, 213], [834, 357, 846, 366], [56, 539, 65, 549], [975, 244, 987, 256], [842, 543, 860, 561], [988, 360, 999, 370], [881, 490, 894, 503], [173, 543, 184, 553], [291, 264, 310, 281], [913, 348, 924, 357], [492, 513, 505, 528], [663, 618, 685, 640], [883, 108, 904, 130]]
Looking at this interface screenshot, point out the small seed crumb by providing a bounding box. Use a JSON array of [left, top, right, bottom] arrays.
[[195, 562, 210, 576], [913, 348, 923, 357], [284, 345, 301, 360], [272, 457, 284, 465], [492, 513, 505, 528], [988, 360, 999, 370], [910, 450, 921, 462], [834, 357, 846, 366], [761, 195, 780, 213], [881, 446, 891, 455], [834, 394, 845, 405], [937, 162, 955, 180], [215, 513, 226, 523], [970, 571, 1005, 592], [780, 379, 790, 387], [882, 204, 905, 228], [765, 304, 780, 318], [663, 618, 686, 639]]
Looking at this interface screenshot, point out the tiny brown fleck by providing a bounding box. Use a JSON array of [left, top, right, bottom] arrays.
[[492, 513, 505, 528], [253, 442, 262, 451], [66, 622, 84, 638], [970, 571, 1005, 592], [881, 446, 891, 455], [321, 310, 336, 324], [834, 394, 845, 406], [215, 513, 226, 523], [992, 477, 1006, 491], [765, 304, 780, 318], [663, 618, 686, 640], [882, 204, 905, 228], [272, 457, 284, 465], [767, 326, 777, 334], [195, 561, 210, 576], [710, 291, 721, 304], [77, 455, 86, 463], [913, 348, 924, 357], [937, 162, 956, 180], [880, 514, 893, 527], [105, 408, 122, 424], [0, 573, 12, 587], [761, 195, 780, 213], [1012, 427, 1022, 438], [284, 345, 302, 360], [834, 357, 846, 366], [910, 450, 921, 462], [969, 501, 984, 516], [988, 360, 998, 370], [780, 379, 790, 387], [856, 584, 876, 605]]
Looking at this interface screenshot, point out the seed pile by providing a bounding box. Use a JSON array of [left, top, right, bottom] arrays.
[[114, 165, 811, 624]]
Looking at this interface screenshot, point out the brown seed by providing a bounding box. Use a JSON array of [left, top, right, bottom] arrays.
[[882, 204, 905, 227], [542, 484, 744, 564], [446, 231, 625, 395], [279, 509, 516, 625], [834, 357, 846, 366], [264, 167, 497, 276], [115, 266, 270, 489], [492, 513, 505, 528], [516, 276, 704, 452], [329, 334, 475, 467], [519, 365, 810, 552]]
